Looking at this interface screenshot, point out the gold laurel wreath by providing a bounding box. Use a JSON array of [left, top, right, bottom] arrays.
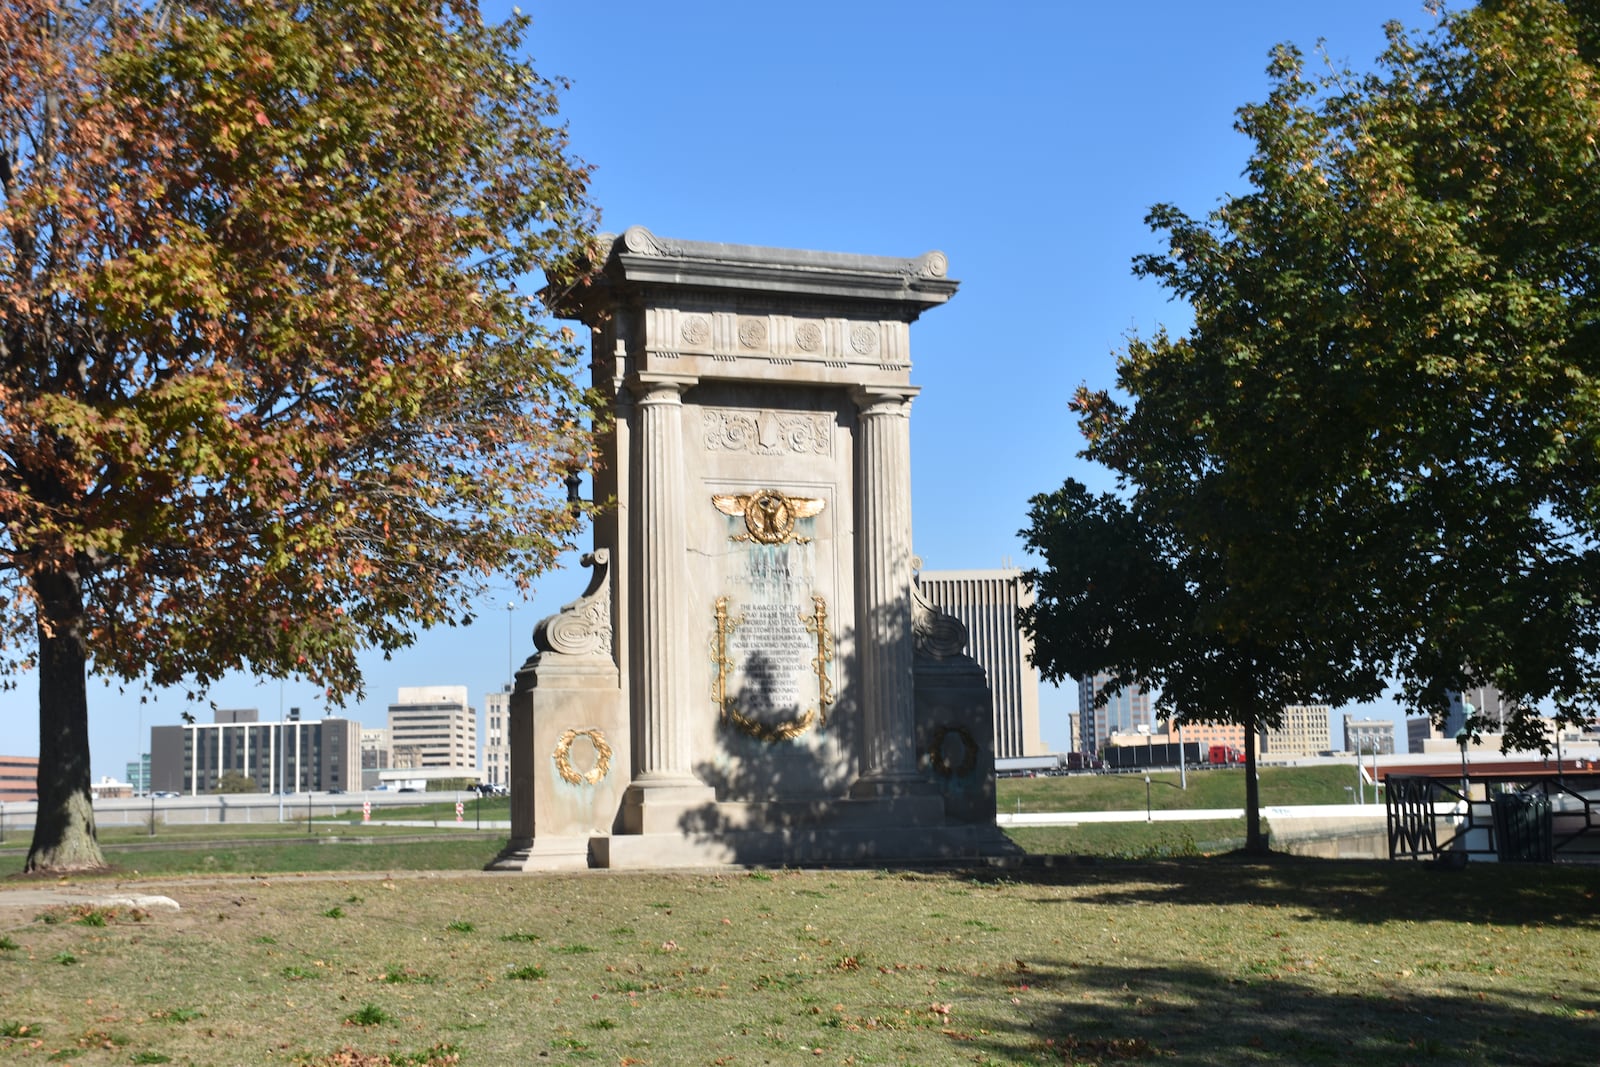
[[552, 728, 613, 786], [928, 725, 979, 778], [725, 705, 817, 744]]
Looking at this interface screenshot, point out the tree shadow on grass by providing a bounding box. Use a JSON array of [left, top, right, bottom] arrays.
[[951, 956, 1595, 1067], [958, 855, 1600, 931]]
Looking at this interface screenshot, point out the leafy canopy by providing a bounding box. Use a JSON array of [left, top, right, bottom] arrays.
[[1024, 0, 1600, 758], [1, 0, 600, 703]]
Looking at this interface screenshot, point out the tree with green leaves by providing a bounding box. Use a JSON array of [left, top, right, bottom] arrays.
[[1020, 481, 1386, 853], [1022, 0, 1600, 842], [2, 1, 599, 872], [214, 771, 257, 794]]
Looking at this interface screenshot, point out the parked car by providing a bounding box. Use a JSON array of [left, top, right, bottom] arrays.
[[151, 790, 180, 799]]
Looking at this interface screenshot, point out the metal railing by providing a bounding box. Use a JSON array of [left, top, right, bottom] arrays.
[[1386, 773, 1600, 862]]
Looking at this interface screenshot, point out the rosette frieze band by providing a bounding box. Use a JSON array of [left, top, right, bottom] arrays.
[[641, 307, 909, 369]]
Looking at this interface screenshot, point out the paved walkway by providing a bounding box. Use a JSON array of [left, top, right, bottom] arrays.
[[998, 802, 1387, 826]]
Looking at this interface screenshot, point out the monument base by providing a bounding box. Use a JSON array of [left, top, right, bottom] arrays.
[[848, 772, 941, 801], [620, 778, 720, 835], [486, 835, 593, 872]]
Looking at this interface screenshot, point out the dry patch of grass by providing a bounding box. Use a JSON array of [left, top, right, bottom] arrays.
[[0, 861, 1596, 1065]]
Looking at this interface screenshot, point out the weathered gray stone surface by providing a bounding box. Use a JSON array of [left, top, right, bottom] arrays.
[[493, 229, 1017, 870]]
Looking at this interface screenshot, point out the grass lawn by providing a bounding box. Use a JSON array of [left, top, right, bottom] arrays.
[[995, 764, 1368, 814], [1004, 821, 1250, 858], [1, 857, 1596, 1066]]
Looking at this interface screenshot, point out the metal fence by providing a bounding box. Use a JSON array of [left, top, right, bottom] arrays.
[[1386, 773, 1599, 862]]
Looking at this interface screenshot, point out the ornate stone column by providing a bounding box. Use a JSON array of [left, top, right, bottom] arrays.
[[851, 386, 926, 796], [622, 373, 714, 832]]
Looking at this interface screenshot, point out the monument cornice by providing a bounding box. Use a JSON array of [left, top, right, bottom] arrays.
[[553, 227, 959, 325]]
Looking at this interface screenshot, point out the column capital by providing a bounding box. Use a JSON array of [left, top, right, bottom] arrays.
[[630, 372, 699, 401], [852, 385, 920, 416]]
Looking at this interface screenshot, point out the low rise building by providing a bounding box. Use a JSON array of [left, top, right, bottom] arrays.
[[0, 755, 38, 802], [1408, 714, 1600, 756], [91, 777, 133, 800], [1163, 719, 1248, 754], [150, 708, 360, 794], [1261, 704, 1332, 758], [1343, 715, 1396, 755], [125, 753, 150, 795]]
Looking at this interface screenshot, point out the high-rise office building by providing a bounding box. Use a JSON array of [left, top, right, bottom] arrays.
[[387, 685, 478, 776], [916, 568, 1044, 758], [1408, 682, 1514, 750], [1076, 672, 1152, 755]]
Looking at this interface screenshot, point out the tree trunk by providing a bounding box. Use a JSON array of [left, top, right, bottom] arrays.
[[1242, 710, 1269, 855], [26, 565, 106, 873]]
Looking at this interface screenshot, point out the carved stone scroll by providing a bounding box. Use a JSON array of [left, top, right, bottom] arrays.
[[532, 551, 614, 658], [911, 584, 968, 661]]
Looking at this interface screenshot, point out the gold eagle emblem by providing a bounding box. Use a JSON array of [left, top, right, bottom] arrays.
[[712, 489, 826, 545]]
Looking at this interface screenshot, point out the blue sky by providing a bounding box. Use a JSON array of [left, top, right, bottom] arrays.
[[0, 1, 1438, 772]]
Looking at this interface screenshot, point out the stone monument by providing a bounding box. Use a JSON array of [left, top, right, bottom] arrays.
[[493, 228, 1016, 869]]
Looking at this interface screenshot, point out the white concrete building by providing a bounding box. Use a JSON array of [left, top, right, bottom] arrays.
[[483, 686, 511, 787], [387, 686, 478, 778], [1342, 714, 1395, 755]]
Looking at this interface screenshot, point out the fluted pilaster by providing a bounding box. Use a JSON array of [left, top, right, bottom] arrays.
[[632, 375, 697, 781], [852, 387, 922, 791]]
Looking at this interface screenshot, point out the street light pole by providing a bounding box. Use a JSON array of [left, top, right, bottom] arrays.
[[506, 601, 515, 685], [1143, 774, 1152, 823], [1178, 723, 1187, 791]]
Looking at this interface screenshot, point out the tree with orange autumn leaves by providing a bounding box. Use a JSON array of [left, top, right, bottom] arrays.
[[2, 1, 600, 871]]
